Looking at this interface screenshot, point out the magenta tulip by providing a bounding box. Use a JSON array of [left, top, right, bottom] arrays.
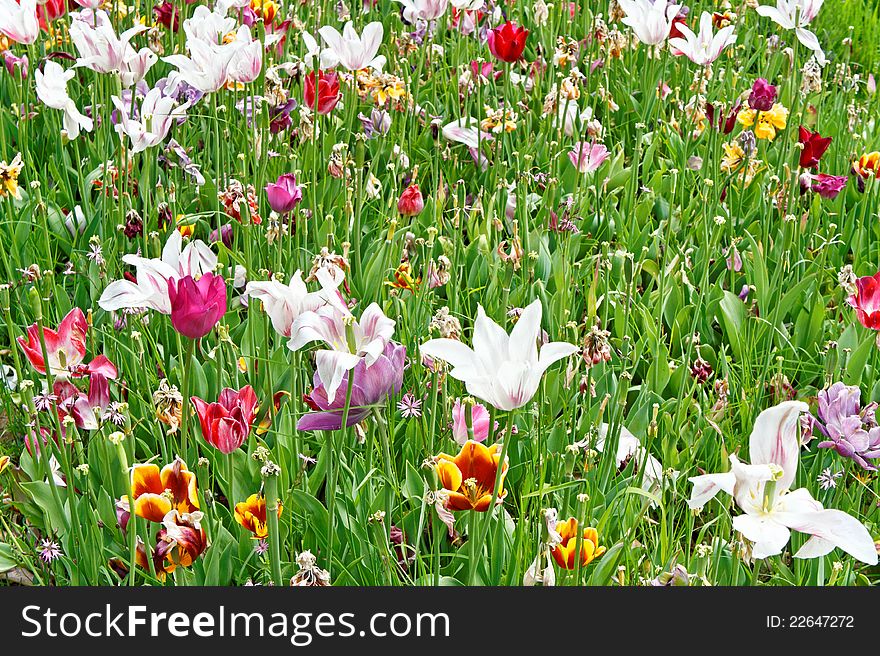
[[168, 273, 227, 339], [265, 173, 303, 214]]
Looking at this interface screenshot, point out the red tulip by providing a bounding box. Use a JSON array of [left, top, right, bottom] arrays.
[[798, 127, 832, 169], [168, 273, 227, 339], [397, 184, 424, 217], [191, 385, 259, 453], [487, 21, 529, 63], [848, 271, 880, 330], [304, 70, 341, 115]]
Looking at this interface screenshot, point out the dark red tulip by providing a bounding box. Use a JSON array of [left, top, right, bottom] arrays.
[[798, 126, 832, 169]]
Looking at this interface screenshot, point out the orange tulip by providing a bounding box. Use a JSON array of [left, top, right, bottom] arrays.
[[550, 518, 606, 569], [235, 493, 282, 539], [854, 152, 880, 179], [434, 440, 508, 512], [130, 458, 200, 523]]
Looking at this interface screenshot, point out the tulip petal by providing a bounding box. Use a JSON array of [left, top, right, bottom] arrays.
[[777, 508, 879, 565], [749, 400, 808, 492]]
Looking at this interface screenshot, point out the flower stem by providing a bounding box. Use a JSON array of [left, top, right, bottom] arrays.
[[265, 473, 283, 586]]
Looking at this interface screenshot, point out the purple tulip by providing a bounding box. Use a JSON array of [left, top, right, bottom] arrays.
[[168, 273, 227, 339], [297, 342, 405, 431], [358, 108, 392, 139], [265, 173, 303, 214], [815, 382, 880, 470], [210, 223, 233, 249], [748, 78, 777, 112]]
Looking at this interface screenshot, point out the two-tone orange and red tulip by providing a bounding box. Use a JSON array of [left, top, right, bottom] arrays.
[[130, 458, 200, 523], [434, 440, 508, 512], [235, 493, 282, 539], [550, 518, 606, 569]]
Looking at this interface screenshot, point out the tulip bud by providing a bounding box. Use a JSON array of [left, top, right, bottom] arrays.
[[397, 184, 424, 217]]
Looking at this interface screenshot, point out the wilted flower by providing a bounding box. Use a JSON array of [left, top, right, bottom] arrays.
[[0, 153, 23, 199], [290, 550, 331, 586], [153, 379, 184, 433], [650, 564, 690, 586]]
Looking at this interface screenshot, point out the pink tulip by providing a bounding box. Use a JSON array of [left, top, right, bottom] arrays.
[[568, 142, 610, 174], [168, 273, 227, 339], [451, 398, 490, 445], [265, 173, 303, 214]]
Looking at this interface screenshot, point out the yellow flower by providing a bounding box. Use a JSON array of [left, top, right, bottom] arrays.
[[738, 103, 788, 141], [177, 221, 195, 238], [720, 142, 745, 173], [481, 106, 518, 133], [251, 0, 277, 23], [0, 455, 10, 475], [0, 153, 23, 200]]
